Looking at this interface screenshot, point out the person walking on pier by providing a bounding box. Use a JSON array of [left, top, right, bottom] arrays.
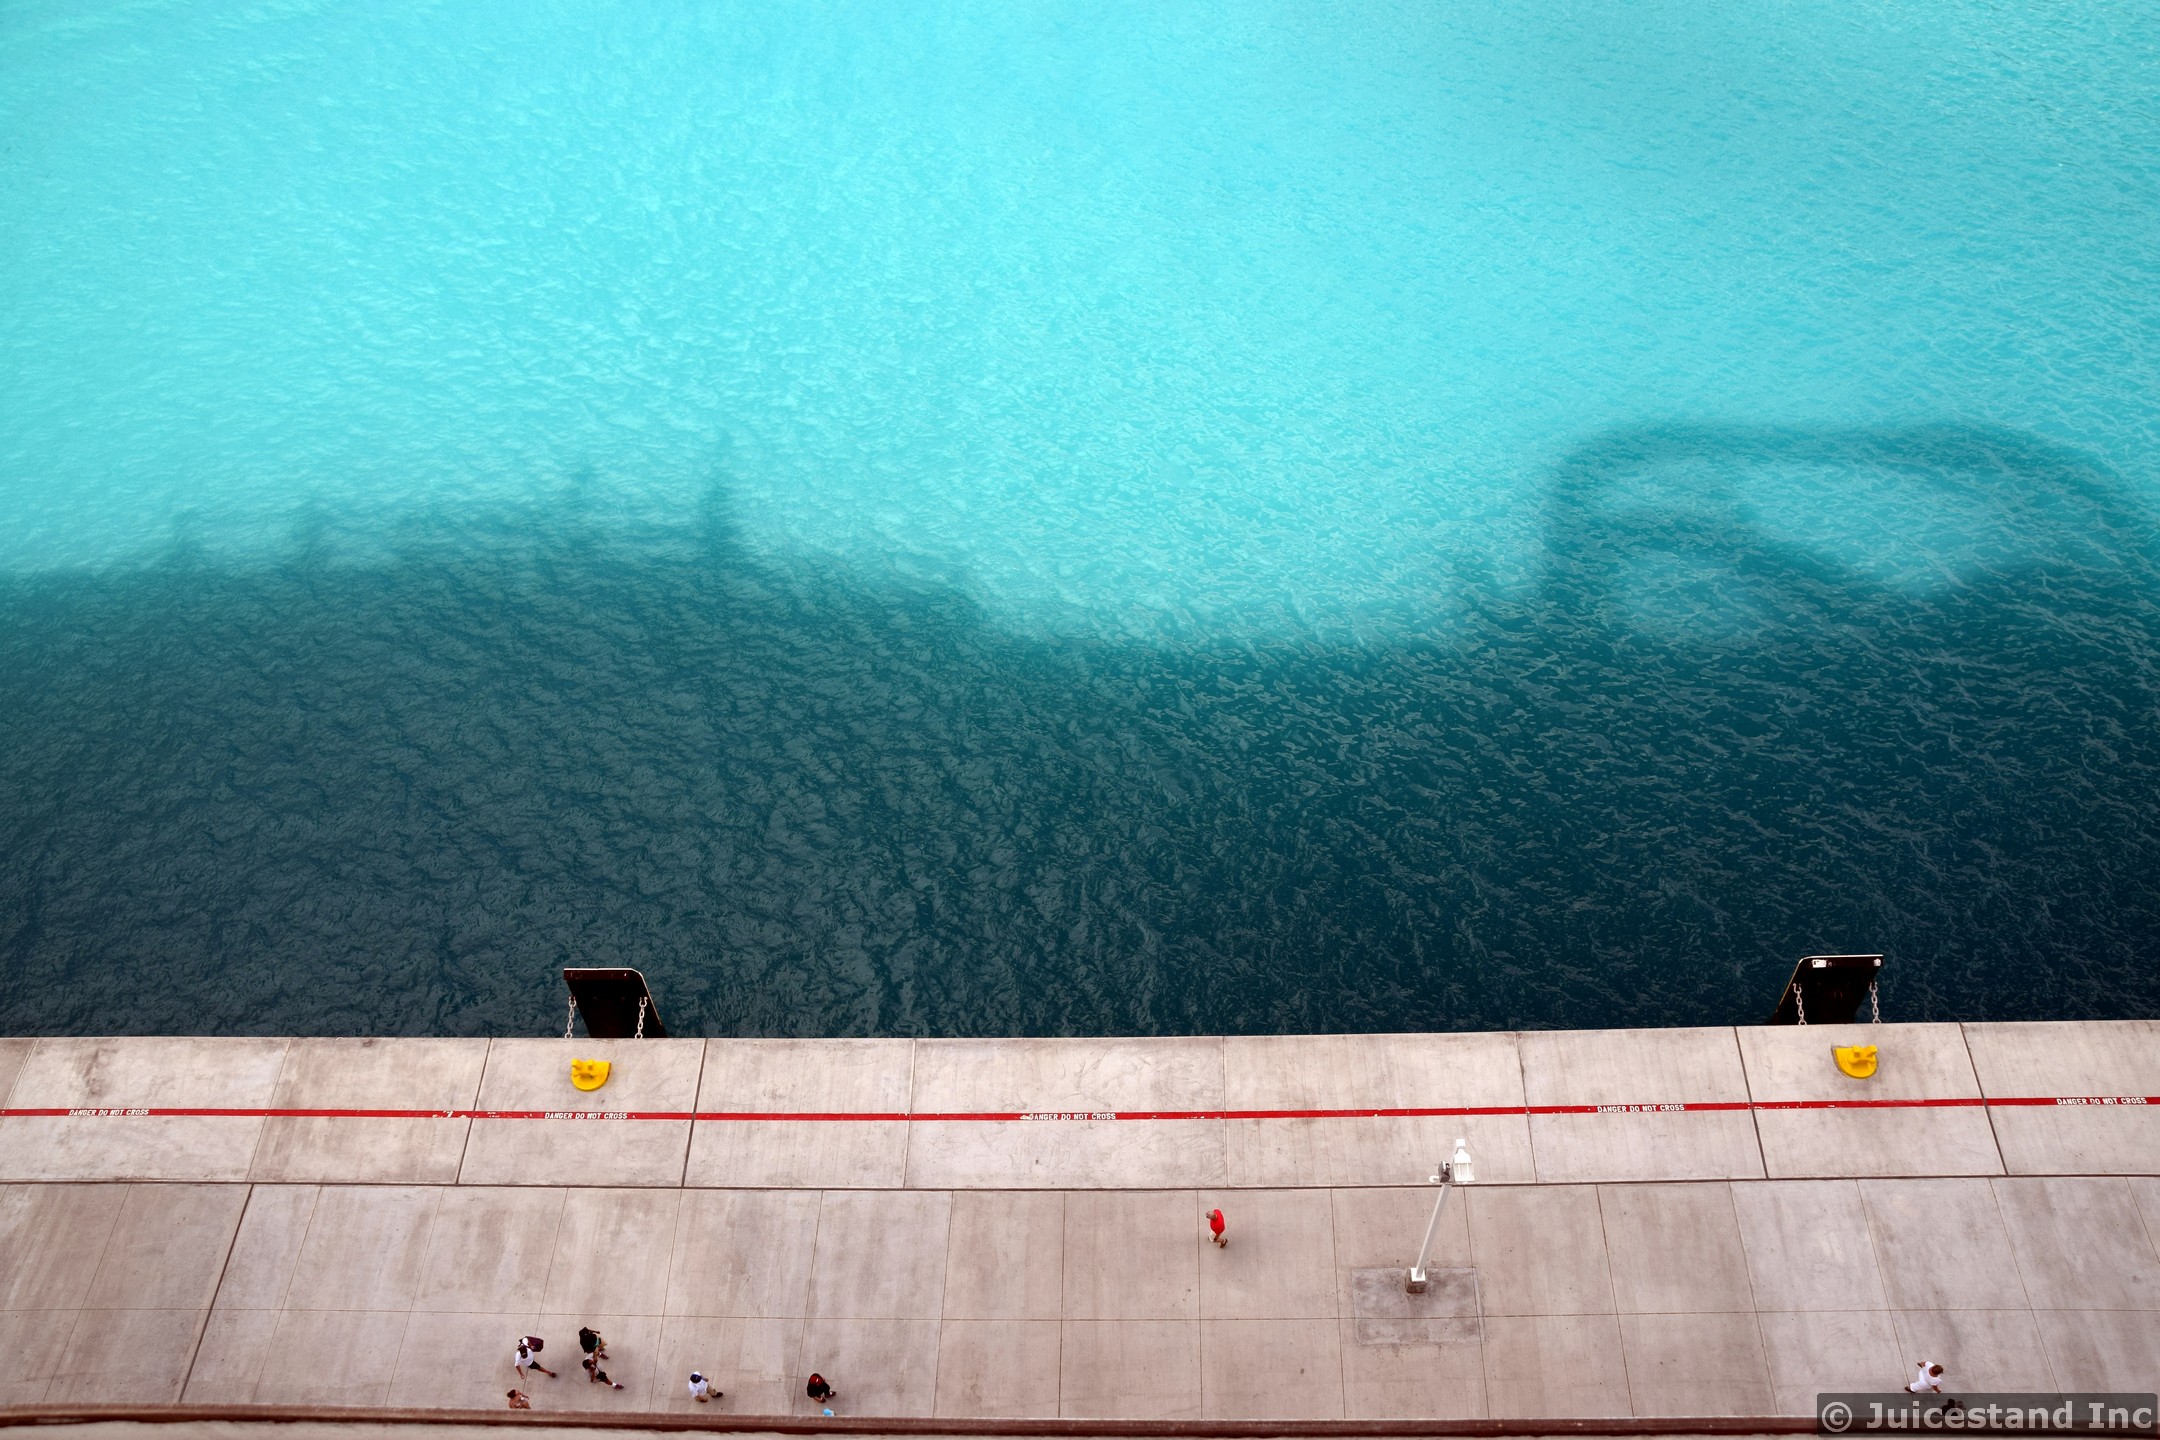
[[506, 1390, 531, 1409], [807, 1372, 837, 1409], [1907, 1361, 1961, 1412], [1207, 1207, 1227, 1248], [578, 1326, 609, 1363], [583, 1352, 624, 1389], [515, 1335, 556, 1379], [688, 1371, 719, 1402]]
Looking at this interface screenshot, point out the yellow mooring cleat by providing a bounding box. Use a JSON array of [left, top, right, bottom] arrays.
[[1833, 1045, 1878, 1079], [570, 1058, 611, 1091]]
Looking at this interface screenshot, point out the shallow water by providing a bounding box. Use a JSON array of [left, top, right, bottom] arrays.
[[3, 2, 2157, 1035]]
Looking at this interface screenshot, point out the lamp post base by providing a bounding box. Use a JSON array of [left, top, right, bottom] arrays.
[[1405, 1266, 1430, 1294]]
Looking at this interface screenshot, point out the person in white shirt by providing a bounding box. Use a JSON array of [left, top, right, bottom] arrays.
[[1906, 1362, 1944, 1394], [515, 1336, 556, 1379], [688, 1371, 720, 1402]]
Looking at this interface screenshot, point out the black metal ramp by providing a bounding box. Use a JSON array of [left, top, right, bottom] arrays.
[[1767, 953, 1883, 1025], [563, 967, 669, 1038]]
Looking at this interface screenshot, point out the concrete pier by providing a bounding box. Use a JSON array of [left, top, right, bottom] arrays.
[[1, 1022, 2155, 1423]]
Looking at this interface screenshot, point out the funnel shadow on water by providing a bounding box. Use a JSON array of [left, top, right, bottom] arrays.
[[1508, 421, 2158, 1024]]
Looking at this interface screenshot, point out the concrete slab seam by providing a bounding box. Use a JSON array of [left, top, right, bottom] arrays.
[[29, 1311, 87, 1407], [453, 1041, 494, 1184], [1855, 1185, 1986, 1399], [1592, 1186, 1635, 1418], [383, 1255, 421, 1409], [1055, 1191, 1067, 1419], [930, 1186, 958, 1419], [2132, 1174, 2160, 1265], [653, 1175, 692, 1398], [181, 1179, 256, 1402], [1734, 1028, 1771, 1187], [1852, 1185, 1896, 1361], [1982, 1177, 2059, 1392], [457, 1040, 498, 1191], [1724, 1182, 1777, 1425], [899, 1041, 919, 1190], [1465, 1179, 1496, 1415], [800, 1188, 829, 1389], [242, 1045, 296, 1181], [61, 1175, 134, 1395], [1332, 1256, 1350, 1423], [1513, 1033, 1542, 1187], [279, 1185, 325, 1316], [530, 1186, 573, 1379], [1960, 1025, 2011, 1178], [680, 1042, 710, 1190]]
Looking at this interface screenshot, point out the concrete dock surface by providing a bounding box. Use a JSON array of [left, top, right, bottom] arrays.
[[1, 1022, 2154, 1422]]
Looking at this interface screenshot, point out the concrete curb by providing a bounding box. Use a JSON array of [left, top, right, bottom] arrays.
[[0, 1407, 1818, 1435]]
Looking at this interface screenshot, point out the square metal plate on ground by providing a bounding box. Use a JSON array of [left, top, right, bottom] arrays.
[[1349, 1266, 1482, 1345]]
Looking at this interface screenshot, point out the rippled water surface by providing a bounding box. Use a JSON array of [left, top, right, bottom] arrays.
[[4, 2, 2158, 1036]]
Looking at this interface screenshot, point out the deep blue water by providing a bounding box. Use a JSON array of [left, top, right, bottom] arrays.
[[3, 2, 2158, 1036]]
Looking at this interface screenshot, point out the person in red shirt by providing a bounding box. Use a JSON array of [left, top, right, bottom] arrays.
[[1207, 1208, 1227, 1248]]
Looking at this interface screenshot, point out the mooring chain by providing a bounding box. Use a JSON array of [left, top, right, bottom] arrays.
[[562, 990, 645, 1039], [1870, 979, 1881, 1024], [1794, 985, 1806, 1025]]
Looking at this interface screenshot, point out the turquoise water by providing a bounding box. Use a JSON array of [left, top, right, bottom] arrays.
[[2, 1, 2157, 1035]]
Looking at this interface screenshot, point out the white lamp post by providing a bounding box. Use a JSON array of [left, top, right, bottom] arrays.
[[1405, 1137, 1474, 1294]]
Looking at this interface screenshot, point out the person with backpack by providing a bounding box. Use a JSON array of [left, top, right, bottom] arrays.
[[578, 1326, 609, 1362], [514, 1335, 556, 1379]]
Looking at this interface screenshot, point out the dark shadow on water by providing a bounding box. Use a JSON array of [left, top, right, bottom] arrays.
[[2, 422, 2156, 1036]]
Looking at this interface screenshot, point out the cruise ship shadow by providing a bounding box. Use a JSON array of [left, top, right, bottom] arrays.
[[0, 422, 2154, 1036]]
